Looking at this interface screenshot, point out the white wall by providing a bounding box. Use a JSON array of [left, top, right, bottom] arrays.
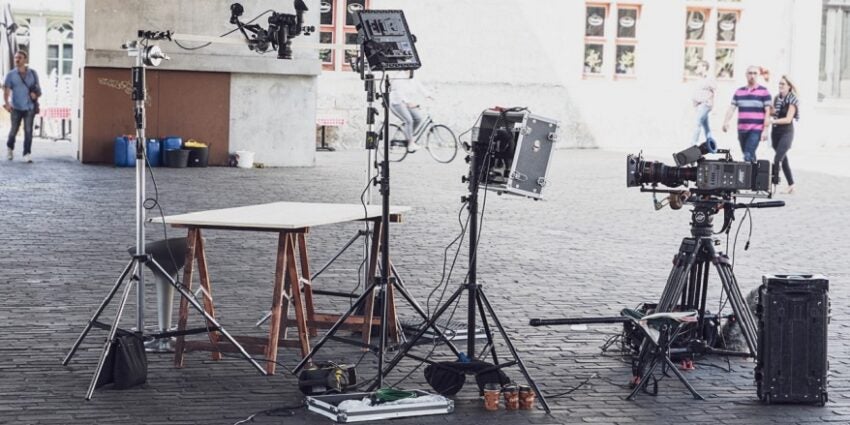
[[79, 0, 322, 166], [317, 0, 843, 154]]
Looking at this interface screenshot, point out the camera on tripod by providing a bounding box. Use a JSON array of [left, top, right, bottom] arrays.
[[626, 139, 772, 195]]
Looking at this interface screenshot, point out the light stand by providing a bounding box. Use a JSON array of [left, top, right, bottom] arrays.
[[377, 121, 551, 412], [62, 35, 265, 400], [292, 73, 462, 389]]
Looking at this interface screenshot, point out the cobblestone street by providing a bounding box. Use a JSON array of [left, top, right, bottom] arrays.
[[1, 141, 848, 424]]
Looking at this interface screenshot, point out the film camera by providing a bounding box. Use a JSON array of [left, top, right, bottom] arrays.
[[626, 140, 771, 194], [229, 0, 314, 59]]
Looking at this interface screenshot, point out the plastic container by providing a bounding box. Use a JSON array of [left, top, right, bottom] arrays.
[[114, 136, 136, 167], [145, 138, 161, 167], [235, 150, 254, 169], [161, 136, 183, 164], [186, 146, 209, 167], [164, 149, 189, 168]]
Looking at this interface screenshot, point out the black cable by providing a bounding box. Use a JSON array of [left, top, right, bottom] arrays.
[[730, 200, 754, 270], [173, 9, 275, 51], [232, 403, 304, 425], [543, 373, 597, 398]]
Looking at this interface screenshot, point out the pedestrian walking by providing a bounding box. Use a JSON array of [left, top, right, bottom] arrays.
[[770, 75, 799, 194], [3, 51, 41, 163], [722, 65, 771, 162], [691, 60, 716, 146]]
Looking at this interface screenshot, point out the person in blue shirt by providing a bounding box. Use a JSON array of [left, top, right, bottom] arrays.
[[4, 51, 41, 163]]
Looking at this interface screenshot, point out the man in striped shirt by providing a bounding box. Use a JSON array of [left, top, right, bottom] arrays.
[[722, 66, 772, 162]]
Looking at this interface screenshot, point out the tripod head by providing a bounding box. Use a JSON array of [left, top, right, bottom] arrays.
[[683, 194, 785, 237]]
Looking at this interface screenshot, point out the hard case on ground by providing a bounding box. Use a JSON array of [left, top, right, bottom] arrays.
[[304, 390, 453, 423], [755, 274, 829, 405]]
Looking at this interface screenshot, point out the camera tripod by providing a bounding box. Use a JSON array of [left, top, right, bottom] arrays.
[[642, 198, 784, 364], [375, 115, 551, 412], [62, 36, 265, 400]]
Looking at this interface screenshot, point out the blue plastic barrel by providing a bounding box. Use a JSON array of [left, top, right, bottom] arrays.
[[114, 136, 136, 167], [146, 138, 161, 167], [161, 136, 182, 164]]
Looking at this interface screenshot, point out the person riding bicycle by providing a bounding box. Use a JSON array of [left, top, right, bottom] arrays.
[[388, 76, 432, 152]]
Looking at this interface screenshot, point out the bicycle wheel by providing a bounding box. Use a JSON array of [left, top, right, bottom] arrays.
[[377, 123, 409, 162], [425, 124, 458, 163]]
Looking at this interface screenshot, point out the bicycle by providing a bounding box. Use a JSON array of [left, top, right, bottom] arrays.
[[377, 114, 459, 163]]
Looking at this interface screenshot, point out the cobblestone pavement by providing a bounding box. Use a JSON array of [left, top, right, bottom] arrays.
[[1, 140, 848, 424]]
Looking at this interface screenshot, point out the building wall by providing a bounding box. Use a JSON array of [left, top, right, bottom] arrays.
[[76, 0, 321, 166], [317, 0, 845, 153]]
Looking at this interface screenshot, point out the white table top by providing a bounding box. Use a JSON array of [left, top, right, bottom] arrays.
[[152, 202, 411, 231]]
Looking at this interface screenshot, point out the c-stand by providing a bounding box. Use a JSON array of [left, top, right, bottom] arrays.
[[377, 109, 552, 412], [291, 70, 461, 391], [62, 34, 265, 400]]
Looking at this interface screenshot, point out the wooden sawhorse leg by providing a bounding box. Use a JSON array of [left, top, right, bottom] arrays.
[[266, 231, 312, 374], [174, 227, 221, 368]]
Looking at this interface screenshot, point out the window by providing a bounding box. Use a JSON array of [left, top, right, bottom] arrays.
[[47, 21, 74, 76], [684, 9, 708, 77], [683, 5, 740, 80], [319, 0, 370, 72], [615, 6, 639, 76], [819, 1, 850, 100], [715, 10, 739, 80], [583, 4, 607, 75], [583, 3, 640, 78]]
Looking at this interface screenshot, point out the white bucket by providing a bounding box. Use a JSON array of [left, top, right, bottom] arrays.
[[235, 150, 255, 169]]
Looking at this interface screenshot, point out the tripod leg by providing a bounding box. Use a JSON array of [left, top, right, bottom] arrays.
[[293, 280, 388, 374], [626, 356, 660, 401], [478, 290, 550, 413], [148, 258, 267, 375], [713, 256, 758, 356], [389, 281, 461, 356], [309, 228, 365, 281], [85, 274, 136, 400], [63, 259, 134, 366], [662, 356, 704, 400], [377, 284, 467, 384], [659, 249, 698, 312], [476, 294, 498, 365]]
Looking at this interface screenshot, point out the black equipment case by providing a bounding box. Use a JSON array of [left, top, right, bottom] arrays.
[[755, 274, 829, 405]]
